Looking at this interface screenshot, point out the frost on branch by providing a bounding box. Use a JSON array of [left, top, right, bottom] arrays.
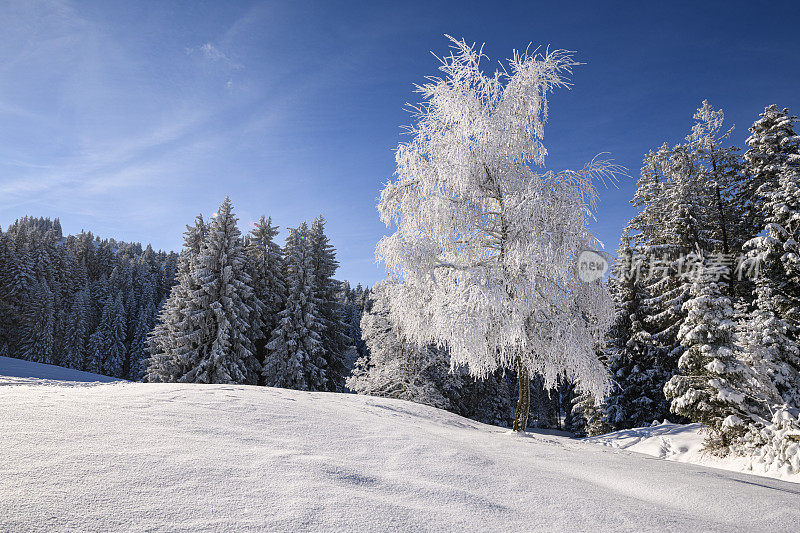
[[377, 36, 619, 400]]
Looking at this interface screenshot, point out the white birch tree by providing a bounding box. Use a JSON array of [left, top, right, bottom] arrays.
[[377, 36, 617, 431]]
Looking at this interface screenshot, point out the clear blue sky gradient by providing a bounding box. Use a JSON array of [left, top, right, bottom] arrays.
[[1, 1, 799, 285]]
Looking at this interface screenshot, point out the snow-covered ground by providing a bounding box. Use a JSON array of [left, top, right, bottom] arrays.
[[585, 422, 799, 484], [2, 358, 800, 531]]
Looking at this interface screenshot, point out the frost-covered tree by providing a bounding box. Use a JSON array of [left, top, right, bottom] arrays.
[[347, 281, 458, 409], [664, 262, 770, 450], [604, 247, 670, 429], [376, 37, 617, 431], [262, 223, 328, 390], [90, 291, 127, 378], [309, 216, 350, 392], [738, 105, 800, 238], [741, 106, 800, 405], [20, 279, 55, 365], [146, 215, 208, 382], [245, 216, 285, 369], [179, 198, 261, 384]]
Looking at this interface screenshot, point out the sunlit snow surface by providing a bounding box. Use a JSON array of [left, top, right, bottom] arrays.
[[586, 421, 800, 484], [2, 356, 799, 532]]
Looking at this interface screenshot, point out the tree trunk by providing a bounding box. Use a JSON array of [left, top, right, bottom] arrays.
[[512, 355, 530, 432]]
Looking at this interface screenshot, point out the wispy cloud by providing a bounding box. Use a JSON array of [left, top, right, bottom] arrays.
[[187, 42, 243, 70]]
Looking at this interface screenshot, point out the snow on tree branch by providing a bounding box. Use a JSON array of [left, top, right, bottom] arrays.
[[377, 37, 618, 400]]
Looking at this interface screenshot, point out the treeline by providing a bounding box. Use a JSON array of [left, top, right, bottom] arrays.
[[145, 197, 364, 390], [577, 102, 800, 454], [0, 204, 370, 387], [0, 216, 178, 379]]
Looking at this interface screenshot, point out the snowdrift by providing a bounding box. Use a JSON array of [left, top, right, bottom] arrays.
[[587, 420, 800, 483], [2, 357, 799, 531]]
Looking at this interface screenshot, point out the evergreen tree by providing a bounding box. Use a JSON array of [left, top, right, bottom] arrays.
[[610, 103, 743, 430], [571, 392, 611, 437], [456, 371, 513, 427], [737, 105, 800, 238], [0, 215, 176, 374], [262, 223, 328, 390], [664, 262, 769, 450], [347, 281, 458, 409], [177, 198, 261, 384], [605, 248, 670, 428], [20, 280, 55, 365], [146, 215, 208, 382], [128, 286, 156, 381], [63, 286, 91, 370], [741, 105, 800, 406], [309, 216, 350, 392], [245, 216, 285, 370], [86, 291, 127, 377]]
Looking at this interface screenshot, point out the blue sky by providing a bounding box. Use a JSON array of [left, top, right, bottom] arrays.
[[1, 1, 799, 286]]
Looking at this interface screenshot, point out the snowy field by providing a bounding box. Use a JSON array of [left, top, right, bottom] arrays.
[[2, 357, 800, 532]]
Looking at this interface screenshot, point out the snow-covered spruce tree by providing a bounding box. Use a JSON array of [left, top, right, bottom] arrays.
[[571, 391, 611, 437], [741, 106, 800, 406], [376, 37, 616, 431], [245, 216, 285, 370], [685, 101, 745, 259], [0, 236, 35, 354], [604, 246, 670, 429], [641, 143, 714, 374], [606, 102, 749, 431], [664, 261, 771, 450], [146, 215, 207, 382], [457, 371, 513, 427], [262, 223, 328, 390], [309, 216, 351, 392], [90, 291, 127, 378], [62, 285, 91, 370], [347, 280, 460, 409], [737, 309, 800, 408], [178, 197, 261, 384], [20, 279, 55, 365], [128, 287, 156, 381], [737, 105, 800, 239], [339, 282, 371, 370]]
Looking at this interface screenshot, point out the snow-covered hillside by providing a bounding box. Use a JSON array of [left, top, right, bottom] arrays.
[[2, 358, 800, 532], [0, 355, 121, 385]]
